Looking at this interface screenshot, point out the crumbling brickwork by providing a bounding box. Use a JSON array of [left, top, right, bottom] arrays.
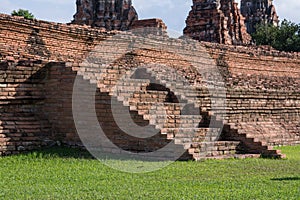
[[72, 0, 138, 30], [72, 0, 167, 35], [0, 14, 299, 159], [131, 19, 168, 36], [184, 0, 251, 45], [240, 0, 279, 34]]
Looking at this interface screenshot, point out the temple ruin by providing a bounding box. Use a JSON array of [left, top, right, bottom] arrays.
[[72, 0, 138, 30], [184, 0, 252, 44], [0, 1, 299, 160], [184, 0, 279, 43], [240, 0, 279, 34]]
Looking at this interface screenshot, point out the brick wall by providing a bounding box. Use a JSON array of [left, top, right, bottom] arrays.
[[0, 14, 299, 156]]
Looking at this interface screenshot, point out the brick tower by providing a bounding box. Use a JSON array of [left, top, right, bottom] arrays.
[[72, 0, 138, 31], [240, 0, 279, 34], [184, 0, 251, 45]]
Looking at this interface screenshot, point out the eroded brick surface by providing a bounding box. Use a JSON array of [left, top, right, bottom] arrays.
[[184, 0, 251, 45], [72, 0, 138, 31], [0, 14, 299, 159]]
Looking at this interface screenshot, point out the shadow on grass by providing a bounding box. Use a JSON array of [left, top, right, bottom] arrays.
[[25, 147, 182, 163], [27, 146, 95, 159], [271, 177, 300, 181]]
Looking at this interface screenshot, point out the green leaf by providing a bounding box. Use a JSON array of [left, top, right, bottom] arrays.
[[11, 9, 35, 20]]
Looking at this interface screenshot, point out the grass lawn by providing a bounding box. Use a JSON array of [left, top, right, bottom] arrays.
[[0, 146, 299, 200]]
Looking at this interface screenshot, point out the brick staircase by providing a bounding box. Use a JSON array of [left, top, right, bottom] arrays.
[[71, 58, 284, 160]]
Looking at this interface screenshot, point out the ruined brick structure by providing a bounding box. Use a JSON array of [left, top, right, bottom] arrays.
[[0, 14, 299, 160], [72, 0, 138, 30], [72, 0, 167, 35], [240, 0, 279, 34], [184, 0, 251, 45]]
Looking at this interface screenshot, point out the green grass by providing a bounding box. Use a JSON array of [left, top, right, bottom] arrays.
[[0, 146, 299, 200]]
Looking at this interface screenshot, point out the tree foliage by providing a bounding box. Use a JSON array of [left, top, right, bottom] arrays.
[[11, 9, 34, 20], [252, 20, 300, 52]]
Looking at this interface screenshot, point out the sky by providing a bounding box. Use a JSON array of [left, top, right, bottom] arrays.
[[1, 0, 300, 32]]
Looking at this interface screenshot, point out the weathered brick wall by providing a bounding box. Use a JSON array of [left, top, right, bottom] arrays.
[[0, 14, 299, 156], [0, 14, 112, 154], [0, 60, 52, 155], [0, 14, 114, 63], [204, 42, 300, 145]]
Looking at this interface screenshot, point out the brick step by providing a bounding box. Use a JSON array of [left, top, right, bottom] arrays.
[[111, 85, 150, 95], [114, 78, 150, 83], [234, 135, 270, 151], [188, 141, 242, 158], [110, 80, 151, 96], [133, 102, 199, 113], [146, 72, 190, 86], [245, 133, 296, 142], [234, 134, 284, 151], [144, 69, 224, 109], [113, 90, 169, 103], [142, 79, 201, 106], [193, 141, 241, 148], [165, 86, 201, 97], [252, 137, 296, 146], [194, 154, 262, 161], [127, 91, 169, 103], [149, 115, 202, 129], [81, 71, 134, 87], [162, 127, 220, 137], [134, 102, 184, 116], [226, 130, 285, 158], [267, 138, 300, 146], [164, 128, 220, 143], [78, 66, 121, 74]]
